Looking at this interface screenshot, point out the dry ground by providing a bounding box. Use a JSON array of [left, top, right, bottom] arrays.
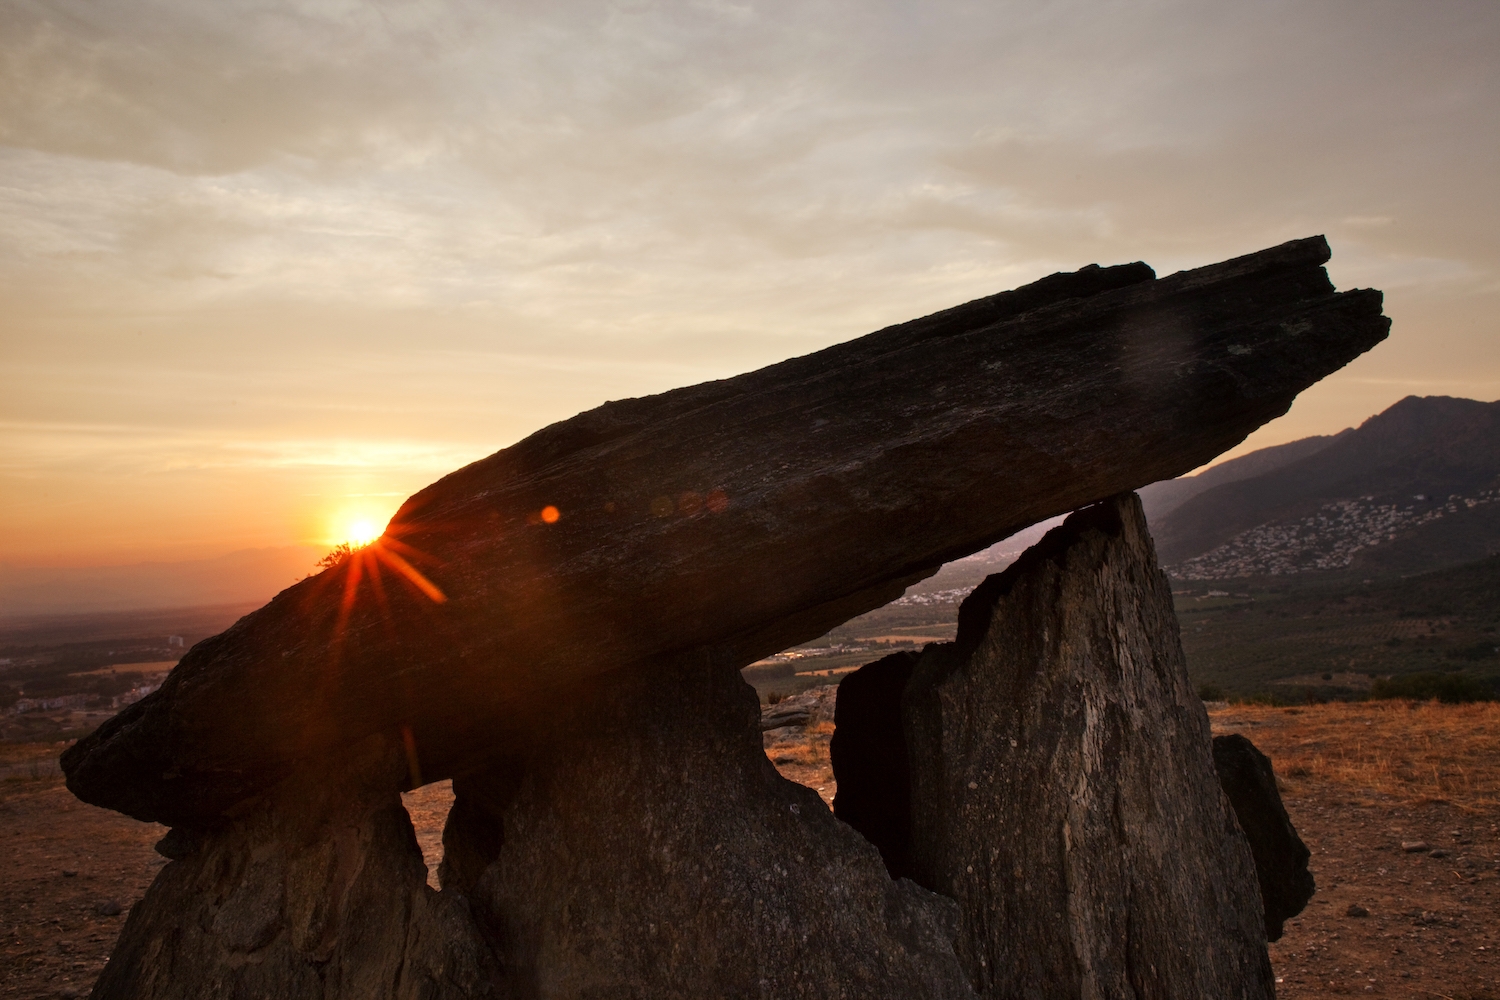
[[3, 701, 1497, 998], [1207, 701, 1500, 999]]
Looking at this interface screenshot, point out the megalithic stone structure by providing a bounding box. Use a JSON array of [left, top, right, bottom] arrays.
[[64, 236, 1388, 828]]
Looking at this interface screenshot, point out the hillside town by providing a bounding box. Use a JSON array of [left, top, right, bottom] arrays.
[[8, 683, 159, 716], [889, 586, 970, 607], [1169, 487, 1500, 580]]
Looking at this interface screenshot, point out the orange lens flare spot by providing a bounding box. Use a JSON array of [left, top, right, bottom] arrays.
[[706, 488, 730, 513], [540, 505, 561, 524]]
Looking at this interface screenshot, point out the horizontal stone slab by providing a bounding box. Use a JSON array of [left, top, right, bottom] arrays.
[[64, 236, 1388, 826]]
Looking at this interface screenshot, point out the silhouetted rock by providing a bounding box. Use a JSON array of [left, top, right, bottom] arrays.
[[1213, 733, 1316, 940], [65, 237, 1389, 827], [444, 654, 975, 999], [904, 494, 1273, 998], [90, 735, 502, 1000], [831, 651, 918, 878]]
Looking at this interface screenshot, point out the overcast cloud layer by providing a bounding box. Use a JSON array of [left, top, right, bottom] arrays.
[[2, 0, 1497, 564]]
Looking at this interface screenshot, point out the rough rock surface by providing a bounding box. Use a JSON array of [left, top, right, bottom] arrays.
[[903, 494, 1274, 998], [1213, 733, 1317, 941], [830, 651, 919, 879], [442, 654, 975, 1000], [65, 237, 1389, 827], [89, 735, 502, 1000]]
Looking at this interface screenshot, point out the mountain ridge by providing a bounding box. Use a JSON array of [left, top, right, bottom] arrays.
[[1153, 395, 1500, 579]]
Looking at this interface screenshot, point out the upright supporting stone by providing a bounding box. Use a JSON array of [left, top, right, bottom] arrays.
[[444, 654, 975, 1000], [90, 735, 502, 1000], [831, 650, 920, 880], [904, 494, 1274, 999]]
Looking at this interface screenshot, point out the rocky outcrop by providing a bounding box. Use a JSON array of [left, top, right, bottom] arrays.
[[65, 237, 1388, 828], [441, 654, 975, 999], [902, 495, 1273, 998], [1213, 733, 1316, 940], [88, 735, 502, 1000]]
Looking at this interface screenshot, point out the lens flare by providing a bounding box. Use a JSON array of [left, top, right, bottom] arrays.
[[346, 519, 380, 546]]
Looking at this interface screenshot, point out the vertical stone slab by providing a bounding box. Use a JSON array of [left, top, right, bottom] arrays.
[[830, 651, 919, 879], [904, 494, 1273, 999], [90, 735, 504, 1000], [449, 654, 975, 1000]]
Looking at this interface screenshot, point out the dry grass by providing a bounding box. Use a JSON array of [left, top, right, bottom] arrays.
[[68, 661, 177, 677], [765, 718, 837, 807], [1209, 699, 1500, 812], [0, 740, 66, 794]]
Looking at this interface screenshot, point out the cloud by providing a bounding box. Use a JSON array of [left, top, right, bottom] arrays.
[[1, 0, 1497, 561]]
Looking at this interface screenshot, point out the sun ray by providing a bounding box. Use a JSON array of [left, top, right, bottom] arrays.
[[372, 544, 447, 604]]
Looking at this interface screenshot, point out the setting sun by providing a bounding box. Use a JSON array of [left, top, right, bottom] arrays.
[[345, 519, 381, 547]]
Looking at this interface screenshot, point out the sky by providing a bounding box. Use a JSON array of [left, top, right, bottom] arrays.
[[2, 0, 1498, 570]]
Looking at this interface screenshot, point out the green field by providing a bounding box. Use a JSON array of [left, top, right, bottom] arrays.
[[1174, 556, 1500, 699]]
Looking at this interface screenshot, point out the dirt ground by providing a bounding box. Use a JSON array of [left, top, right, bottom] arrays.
[[1208, 701, 1500, 1000], [3, 701, 1497, 999]]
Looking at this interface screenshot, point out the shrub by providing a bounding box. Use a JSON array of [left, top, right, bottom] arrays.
[[1370, 672, 1497, 704], [317, 543, 355, 571], [1196, 683, 1225, 702]]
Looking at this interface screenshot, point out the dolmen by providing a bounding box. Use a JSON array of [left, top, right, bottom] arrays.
[[66, 236, 1377, 998]]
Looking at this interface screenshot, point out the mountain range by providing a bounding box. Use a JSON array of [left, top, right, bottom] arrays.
[[1148, 395, 1500, 580]]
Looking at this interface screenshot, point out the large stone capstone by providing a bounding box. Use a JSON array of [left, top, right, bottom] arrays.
[[66, 236, 1388, 829]]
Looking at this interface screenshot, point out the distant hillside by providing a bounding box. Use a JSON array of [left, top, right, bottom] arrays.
[[903, 428, 1355, 596], [1137, 431, 1350, 522], [1153, 395, 1500, 579], [1176, 553, 1500, 697], [0, 546, 325, 617]]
